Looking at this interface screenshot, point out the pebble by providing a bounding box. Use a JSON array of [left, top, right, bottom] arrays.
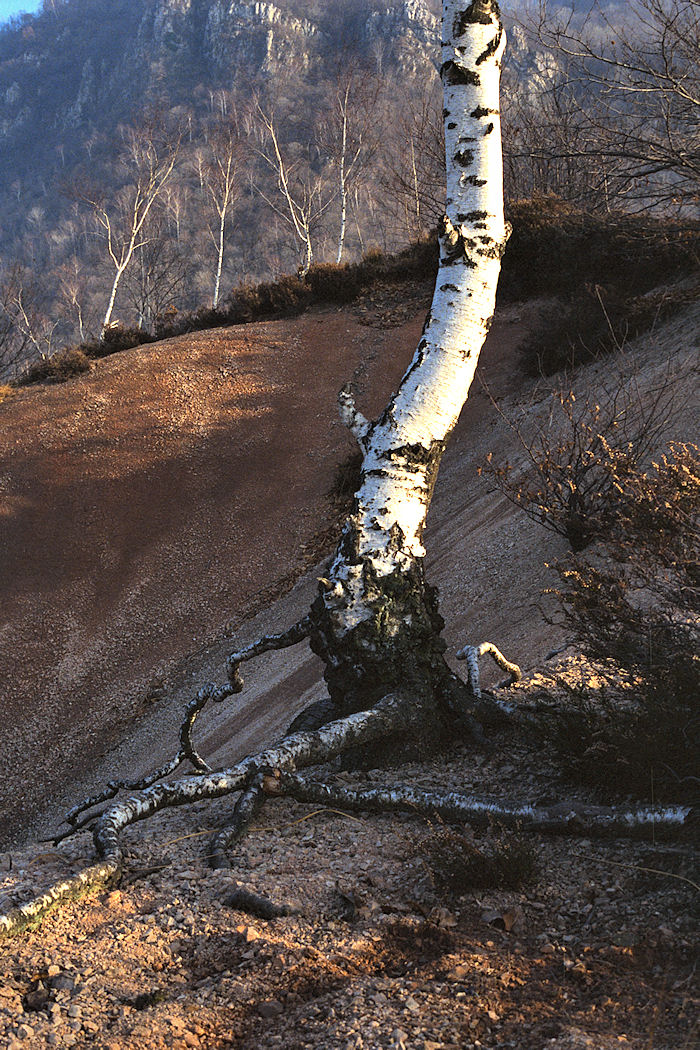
[[257, 1000, 284, 1018]]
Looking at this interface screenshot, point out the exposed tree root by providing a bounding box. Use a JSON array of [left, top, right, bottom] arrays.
[[226, 617, 311, 693], [0, 693, 416, 940], [456, 641, 522, 699], [1, 667, 691, 939], [261, 771, 691, 839], [209, 774, 267, 870]]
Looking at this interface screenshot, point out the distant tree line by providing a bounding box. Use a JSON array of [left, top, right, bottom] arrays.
[[0, 0, 697, 378]]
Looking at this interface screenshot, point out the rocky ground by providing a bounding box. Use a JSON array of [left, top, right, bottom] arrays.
[[0, 288, 698, 1048], [0, 719, 697, 1050]]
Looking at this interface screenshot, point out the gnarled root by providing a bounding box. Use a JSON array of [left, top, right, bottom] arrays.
[[0, 631, 690, 941], [226, 616, 311, 692], [262, 771, 691, 839], [456, 641, 522, 699], [0, 693, 416, 940], [209, 774, 267, 870]]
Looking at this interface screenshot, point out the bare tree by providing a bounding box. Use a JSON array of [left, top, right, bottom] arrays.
[[529, 0, 700, 211], [0, 0, 687, 941], [0, 266, 33, 377], [121, 212, 187, 331], [316, 66, 381, 263], [380, 82, 445, 241], [254, 105, 335, 274], [0, 265, 56, 377], [57, 256, 92, 343], [194, 111, 244, 308], [76, 114, 181, 331]]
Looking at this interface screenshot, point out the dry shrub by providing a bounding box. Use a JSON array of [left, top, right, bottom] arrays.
[[422, 825, 538, 895], [547, 443, 699, 800], [20, 347, 91, 385], [306, 262, 362, 303], [499, 198, 699, 375], [482, 368, 680, 551], [519, 280, 700, 376], [87, 324, 156, 358], [0, 383, 14, 403], [500, 197, 699, 304]]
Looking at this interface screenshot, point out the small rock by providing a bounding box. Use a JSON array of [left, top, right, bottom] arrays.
[[405, 996, 420, 1012], [257, 1000, 284, 1019], [16, 1024, 35, 1040], [502, 906, 526, 935], [105, 890, 122, 907], [182, 1034, 200, 1049], [67, 1004, 81, 1018], [46, 965, 61, 978], [49, 975, 75, 993], [236, 924, 261, 943]]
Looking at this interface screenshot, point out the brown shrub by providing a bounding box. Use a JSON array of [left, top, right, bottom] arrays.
[[421, 825, 538, 895], [545, 443, 699, 800], [482, 370, 680, 551], [20, 347, 91, 385]]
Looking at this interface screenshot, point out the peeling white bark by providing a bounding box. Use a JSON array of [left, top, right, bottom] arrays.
[[325, 1, 509, 635], [266, 772, 691, 838]]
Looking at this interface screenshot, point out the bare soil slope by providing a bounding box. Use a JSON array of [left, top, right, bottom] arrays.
[[0, 291, 697, 1050], [1, 298, 451, 841]]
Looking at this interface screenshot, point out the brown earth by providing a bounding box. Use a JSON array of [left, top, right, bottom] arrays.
[[0, 293, 438, 842], [0, 287, 697, 1050]]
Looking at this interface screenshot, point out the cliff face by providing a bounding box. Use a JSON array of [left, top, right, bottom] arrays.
[[0, 0, 438, 184]]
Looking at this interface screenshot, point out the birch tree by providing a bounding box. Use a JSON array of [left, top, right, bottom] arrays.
[[1, 0, 687, 941], [254, 105, 335, 274], [79, 118, 181, 331], [317, 68, 380, 263], [195, 116, 243, 309]]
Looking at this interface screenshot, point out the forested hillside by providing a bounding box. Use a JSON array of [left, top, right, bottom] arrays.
[[4, 0, 691, 378]]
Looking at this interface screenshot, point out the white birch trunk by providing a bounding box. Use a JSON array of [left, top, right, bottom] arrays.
[[213, 208, 226, 309], [321, 1, 508, 648]]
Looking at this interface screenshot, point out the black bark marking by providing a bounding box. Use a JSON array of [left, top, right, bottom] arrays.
[[441, 61, 480, 87], [457, 210, 489, 222], [462, 174, 487, 186], [440, 283, 460, 292], [441, 253, 478, 269], [454, 148, 475, 168], [447, 122, 457, 130], [471, 106, 498, 119], [455, 2, 495, 34], [483, 122, 494, 135], [476, 28, 503, 65], [379, 440, 446, 471]]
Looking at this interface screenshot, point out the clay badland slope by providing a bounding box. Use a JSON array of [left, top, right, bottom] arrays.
[[0, 291, 445, 842]]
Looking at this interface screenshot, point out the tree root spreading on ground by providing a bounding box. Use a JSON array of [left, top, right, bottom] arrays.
[[0, 636, 690, 941]]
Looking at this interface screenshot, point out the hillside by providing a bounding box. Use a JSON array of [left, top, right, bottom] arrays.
[[0, 272, 697, 1048]]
